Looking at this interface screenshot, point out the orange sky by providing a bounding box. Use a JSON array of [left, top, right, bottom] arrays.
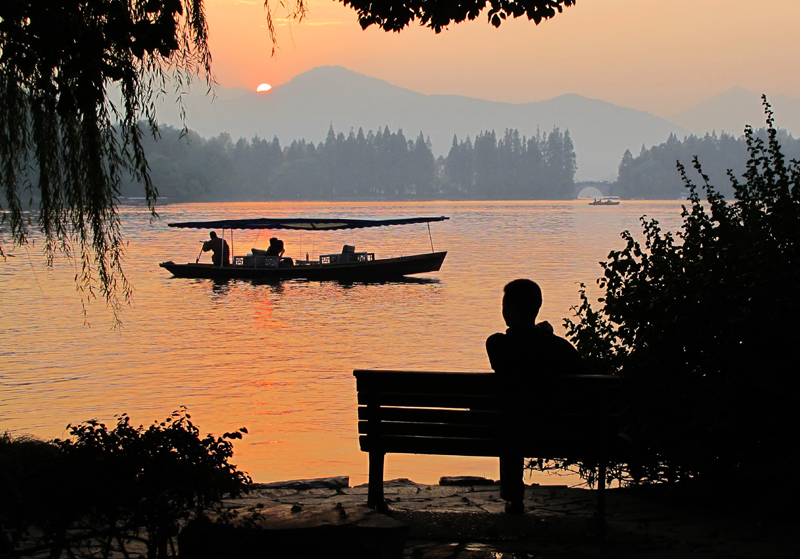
[[204, 0, 800, 116]]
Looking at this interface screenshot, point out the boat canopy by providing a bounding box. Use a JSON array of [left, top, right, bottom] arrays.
[[167, 216, 449, 231]]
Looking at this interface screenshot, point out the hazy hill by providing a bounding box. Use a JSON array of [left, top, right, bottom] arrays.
[[157, 66, 689, 182], [668, 87, 800, 137]]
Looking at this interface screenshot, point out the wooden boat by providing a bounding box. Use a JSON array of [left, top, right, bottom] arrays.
[[588, 198, 620, 206], [159, 216, 449, 281]]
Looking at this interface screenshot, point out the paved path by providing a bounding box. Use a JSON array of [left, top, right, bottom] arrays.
[[222, 477, 798, 558]]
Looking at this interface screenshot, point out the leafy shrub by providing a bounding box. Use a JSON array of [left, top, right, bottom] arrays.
[[0, 409, 251, 558], [565, 98, 800, 491]]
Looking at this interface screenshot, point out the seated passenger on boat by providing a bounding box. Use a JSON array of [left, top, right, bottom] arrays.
[[252, 237, 293, 267], [202, 231, 230, 266], [265, 237, 285, 257]]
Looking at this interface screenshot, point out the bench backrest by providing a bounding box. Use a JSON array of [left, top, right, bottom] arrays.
[[354, 370, 620, 461]]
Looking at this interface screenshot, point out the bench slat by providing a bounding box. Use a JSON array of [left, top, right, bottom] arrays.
[[359, 434, 609, 459], [358, 420, 499, 439], [357, 395, 615, 415], [358, 391, 502, 409], [357, 409, 618, 431], [358, 419, 616, 450], [355, 372, 620, 411], [354, 370, 619, 393], [357, 406, 503, 425]]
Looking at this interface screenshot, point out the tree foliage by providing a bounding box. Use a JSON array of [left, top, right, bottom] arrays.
[[338, 0, 576, 32], [0, 0, 211, 323], [565, 98, 800, 490]]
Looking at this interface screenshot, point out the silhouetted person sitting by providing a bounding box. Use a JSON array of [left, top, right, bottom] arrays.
[[340, 244, 357, 262], [202, 231, 230, 266], [486, 278, 585, 513], [265, 237, 285, 257]]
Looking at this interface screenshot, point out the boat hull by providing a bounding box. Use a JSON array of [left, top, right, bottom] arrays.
[[160, 251, 447, 281]]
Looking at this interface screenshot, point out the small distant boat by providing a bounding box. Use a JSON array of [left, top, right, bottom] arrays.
[[159, 216, 449, 281], [589, 198, 620, 206], [120, 196, 169, 205]]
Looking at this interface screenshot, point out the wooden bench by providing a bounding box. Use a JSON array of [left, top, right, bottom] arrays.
[[354, 370, 620, 525]]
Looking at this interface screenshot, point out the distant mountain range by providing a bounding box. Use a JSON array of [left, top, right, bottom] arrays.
[[155, 66, 799, 182]]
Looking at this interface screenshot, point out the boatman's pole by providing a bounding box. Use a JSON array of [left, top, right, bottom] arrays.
[[427, 223, 435, 253]]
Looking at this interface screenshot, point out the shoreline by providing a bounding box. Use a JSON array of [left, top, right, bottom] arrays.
[[211, 476, 796, 559]]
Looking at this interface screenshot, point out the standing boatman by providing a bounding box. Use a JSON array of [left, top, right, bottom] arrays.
[[202, 231, 230, 266]]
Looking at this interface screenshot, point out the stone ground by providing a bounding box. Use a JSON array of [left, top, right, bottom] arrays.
[[220, 477, 800, 559]]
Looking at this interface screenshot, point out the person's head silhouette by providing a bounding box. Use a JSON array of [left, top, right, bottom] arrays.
[[502, 279, 542, 328]]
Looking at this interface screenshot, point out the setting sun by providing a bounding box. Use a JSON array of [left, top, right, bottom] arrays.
[[256, 83, 272, 92]]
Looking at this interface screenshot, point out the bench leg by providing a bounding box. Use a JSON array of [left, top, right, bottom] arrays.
[[499, 454, 525, 504], [367, 451, 386, 511], [596, 461, 607, 537]]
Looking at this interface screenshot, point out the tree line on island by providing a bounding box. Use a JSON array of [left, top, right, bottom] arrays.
[[122, 125, 578, 202], [614, 128, 800, 200], [122, 123, 800, 203]]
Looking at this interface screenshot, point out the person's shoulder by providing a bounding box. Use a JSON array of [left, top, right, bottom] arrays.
[[549, 332, 578, 350], [486, 331, 506, 349], [535, 329, 579, 356], [545, 333, 588, 372]]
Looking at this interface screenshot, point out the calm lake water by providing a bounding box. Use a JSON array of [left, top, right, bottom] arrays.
[[1, 200, 685, 485]]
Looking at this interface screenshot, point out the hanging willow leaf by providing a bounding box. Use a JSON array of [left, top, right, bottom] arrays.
[[0, 0, 212, 326]]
